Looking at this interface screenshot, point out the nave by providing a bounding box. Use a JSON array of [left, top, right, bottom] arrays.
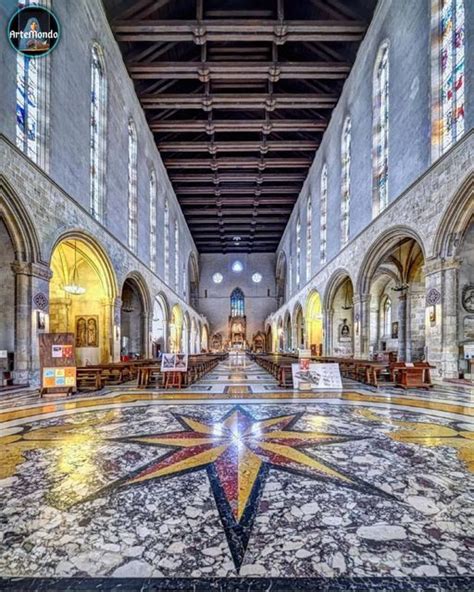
[[0, 356, 473, 591]]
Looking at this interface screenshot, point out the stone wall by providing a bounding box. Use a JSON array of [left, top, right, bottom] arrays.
[[0, 0, 198, 301], [197, 253, 277, 347]]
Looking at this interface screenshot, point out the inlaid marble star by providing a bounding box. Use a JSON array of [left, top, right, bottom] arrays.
[[86, 406, 394, 568]]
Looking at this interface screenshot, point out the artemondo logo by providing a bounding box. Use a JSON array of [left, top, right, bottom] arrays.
[[8, 5, 60, 57]]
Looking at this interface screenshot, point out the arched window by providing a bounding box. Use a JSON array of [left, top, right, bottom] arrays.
[[174, 219, 179, 292], [320, 164, 328, 265], [164, 199, 170, 283], [373, 42, 389, 217], [383, 297, 392, 336], [149, 170, 157, 271], [296, 216, 301, 288], [306, 194, 312, 281], [432, 0, 465, 156], [230, 288, 245, 317], [90, 43, 107, 222], [127, 119, 138, 253], [16, 0, 50, 168], [341, 116, 351, 247]]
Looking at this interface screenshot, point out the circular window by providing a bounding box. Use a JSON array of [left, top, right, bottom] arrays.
[[252, 273, 262, 283], [232, 261, 243, 273], [212, 273, 223, 284]]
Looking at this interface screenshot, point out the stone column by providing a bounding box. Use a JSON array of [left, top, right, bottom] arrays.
[[11, 262, 52, 386], [424, 257, 460, 380], [397, 293, 408, 361], [324, 308, 334, 355], [141, 312, 152, 358], [353, 293, 370, 358]]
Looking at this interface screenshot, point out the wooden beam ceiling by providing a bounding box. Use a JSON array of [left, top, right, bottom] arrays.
[[105, 0, 376, 253]]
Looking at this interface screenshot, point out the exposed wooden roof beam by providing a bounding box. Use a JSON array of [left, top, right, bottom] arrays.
[[152, 119, 326, 133], [163, 157, 311, 168], [157, 140, 318, 152], [113, 19, 366, 44], [128, 61, 350, 80], [141, 93, 338, 110], [171, 172, 306, 182]]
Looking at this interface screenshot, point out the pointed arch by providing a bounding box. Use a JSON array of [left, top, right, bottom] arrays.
[[0, 175, 41, 263]]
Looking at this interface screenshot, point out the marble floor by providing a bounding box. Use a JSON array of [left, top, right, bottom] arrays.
[[0, 356, 473, 591]]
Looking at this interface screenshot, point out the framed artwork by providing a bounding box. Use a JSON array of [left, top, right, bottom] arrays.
[[339, 319, 351, 341], [75, 315, 99, 348], [391, 321, 399, 339], [37, 311, 46, 331]]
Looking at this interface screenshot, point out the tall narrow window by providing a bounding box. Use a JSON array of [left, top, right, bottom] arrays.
[[90, 43, 107, 222], [341, 117, 351, 247], [127, 119, 138, 253], [383, 297, 392, 336], [16, 0, 50, 168], [149, 170, 157, 271], [306, 194, 312, 281], [230, 288, 245, 317], [433, 0, 465, 156], [373, 42, 389, 217], [164, 199, 170, 284], [320, 164, 328, 265], [174, 220, 179, 292], [296, 217, 301, 288]]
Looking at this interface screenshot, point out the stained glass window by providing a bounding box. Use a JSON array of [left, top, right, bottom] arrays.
[[296, 216, 301, 288], [164, 199, 170, 283], [174, 219, 179, 292], [90, 44, 107, 222], [127, 119, 138, 253], [230, 288, 245, 317], [306, 193, 312, 281], [320, 164, 328, 265], [373, 42, 389, 217], [149, 170, 157, 271], [341, 117, 351, 247], [438, 0, 465, 153]]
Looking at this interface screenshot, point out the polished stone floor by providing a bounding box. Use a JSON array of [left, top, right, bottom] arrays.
[[0, 355, 473, 591]]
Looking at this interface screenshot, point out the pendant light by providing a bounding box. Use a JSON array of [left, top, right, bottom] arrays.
[[341, 279, 353, 310], [64, 241, 86, 295], [391, 240, 409, 293]]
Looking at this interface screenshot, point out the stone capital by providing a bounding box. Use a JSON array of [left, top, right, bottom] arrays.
[[11, 261, 53, 280], [423, 256, 461, 277]]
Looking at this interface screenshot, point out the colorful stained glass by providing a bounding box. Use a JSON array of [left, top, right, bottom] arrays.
[[296, 216, 301, 288], [174, 220, 179, 292], [90, 44, 106, 221], [373, 43, 389, 216], [127, 119, 138, 253], [440, 0, 465, 152], [230, 288, 245, 317], [164, 199, 170, 284], [341, 117, 351, 246], [320, 164, 328, 265], [150, 171, 157, 271], [306, 194, 312, 281]]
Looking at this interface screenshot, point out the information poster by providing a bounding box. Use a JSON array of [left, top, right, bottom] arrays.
[[161, 353, 188, 372], [39, 333, 76, 394], [292, 362, 342, 391]]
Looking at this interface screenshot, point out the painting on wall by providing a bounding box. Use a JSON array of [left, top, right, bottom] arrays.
[[338, 319, 351, 341], [391, 321, 399, 339], [75, 316, 99, 348]]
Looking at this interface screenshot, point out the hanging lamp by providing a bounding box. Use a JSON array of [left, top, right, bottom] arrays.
[[64, 241, 86, 295], [391, 240, 409, 293]]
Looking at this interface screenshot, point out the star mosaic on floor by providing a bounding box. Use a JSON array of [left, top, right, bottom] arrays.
[[73, 405, 394, 569], [0, 358, 474, 589]]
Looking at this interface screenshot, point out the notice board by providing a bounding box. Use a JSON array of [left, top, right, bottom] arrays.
[[39, 333, 76, 396]]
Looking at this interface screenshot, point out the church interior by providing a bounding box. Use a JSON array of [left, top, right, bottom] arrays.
[[0, 0, 473, 590]]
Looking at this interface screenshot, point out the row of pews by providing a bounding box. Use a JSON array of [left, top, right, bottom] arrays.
[[76, 353, 228, 392], [250, 353, 434, 390]]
